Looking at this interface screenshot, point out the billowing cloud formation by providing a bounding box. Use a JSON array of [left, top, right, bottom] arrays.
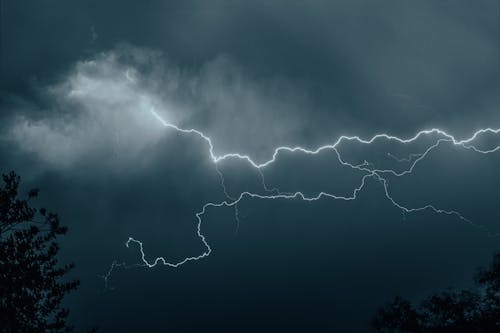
[[7, 45, 315, 169], [8, 46, 166, 169]]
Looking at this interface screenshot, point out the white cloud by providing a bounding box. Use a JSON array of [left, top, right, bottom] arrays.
[[7, 45, 313, 169]]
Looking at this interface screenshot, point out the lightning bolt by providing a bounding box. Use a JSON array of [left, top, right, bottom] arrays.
[[102, 108, 500, 288]]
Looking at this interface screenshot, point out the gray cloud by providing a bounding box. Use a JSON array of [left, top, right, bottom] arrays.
[[6, 45, 318, 168], [1, 1, 499, 332]]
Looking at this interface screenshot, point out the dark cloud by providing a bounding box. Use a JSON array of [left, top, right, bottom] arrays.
[[1, 1, 499, 332]]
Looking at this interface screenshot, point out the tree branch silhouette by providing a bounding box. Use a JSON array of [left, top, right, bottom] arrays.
[[0, 171, 80, 333], [372, 252, 500, 332]]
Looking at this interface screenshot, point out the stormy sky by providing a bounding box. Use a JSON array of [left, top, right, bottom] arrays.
[[1, 1, 500, 332]]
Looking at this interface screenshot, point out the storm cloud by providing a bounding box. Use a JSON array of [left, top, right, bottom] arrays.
[[1, 1, 499, 332]]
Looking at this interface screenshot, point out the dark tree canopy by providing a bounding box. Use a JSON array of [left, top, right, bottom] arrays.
[[0, 171, 79, 333], [372, 252, 500, 332]]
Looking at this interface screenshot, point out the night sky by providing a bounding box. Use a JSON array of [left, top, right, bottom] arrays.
[[1, 1, 500, 332]]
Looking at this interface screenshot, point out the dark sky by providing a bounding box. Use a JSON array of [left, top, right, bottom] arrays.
[[1, 1, 500, 332]]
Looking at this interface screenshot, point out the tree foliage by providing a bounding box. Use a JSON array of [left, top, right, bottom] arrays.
[[372, 252, 500, 332], [0, 171, 79, 333]]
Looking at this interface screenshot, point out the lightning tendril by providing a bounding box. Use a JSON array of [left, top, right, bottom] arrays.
[[101, 108, 500, 288]]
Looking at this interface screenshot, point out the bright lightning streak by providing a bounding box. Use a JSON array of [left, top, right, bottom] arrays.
[[151, 108, 500, 165], [102, 108, 500, 288]]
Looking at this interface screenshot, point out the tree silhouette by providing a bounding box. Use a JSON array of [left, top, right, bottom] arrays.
[[372, 252, 500, 332], [0, 171, 80, 333]]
